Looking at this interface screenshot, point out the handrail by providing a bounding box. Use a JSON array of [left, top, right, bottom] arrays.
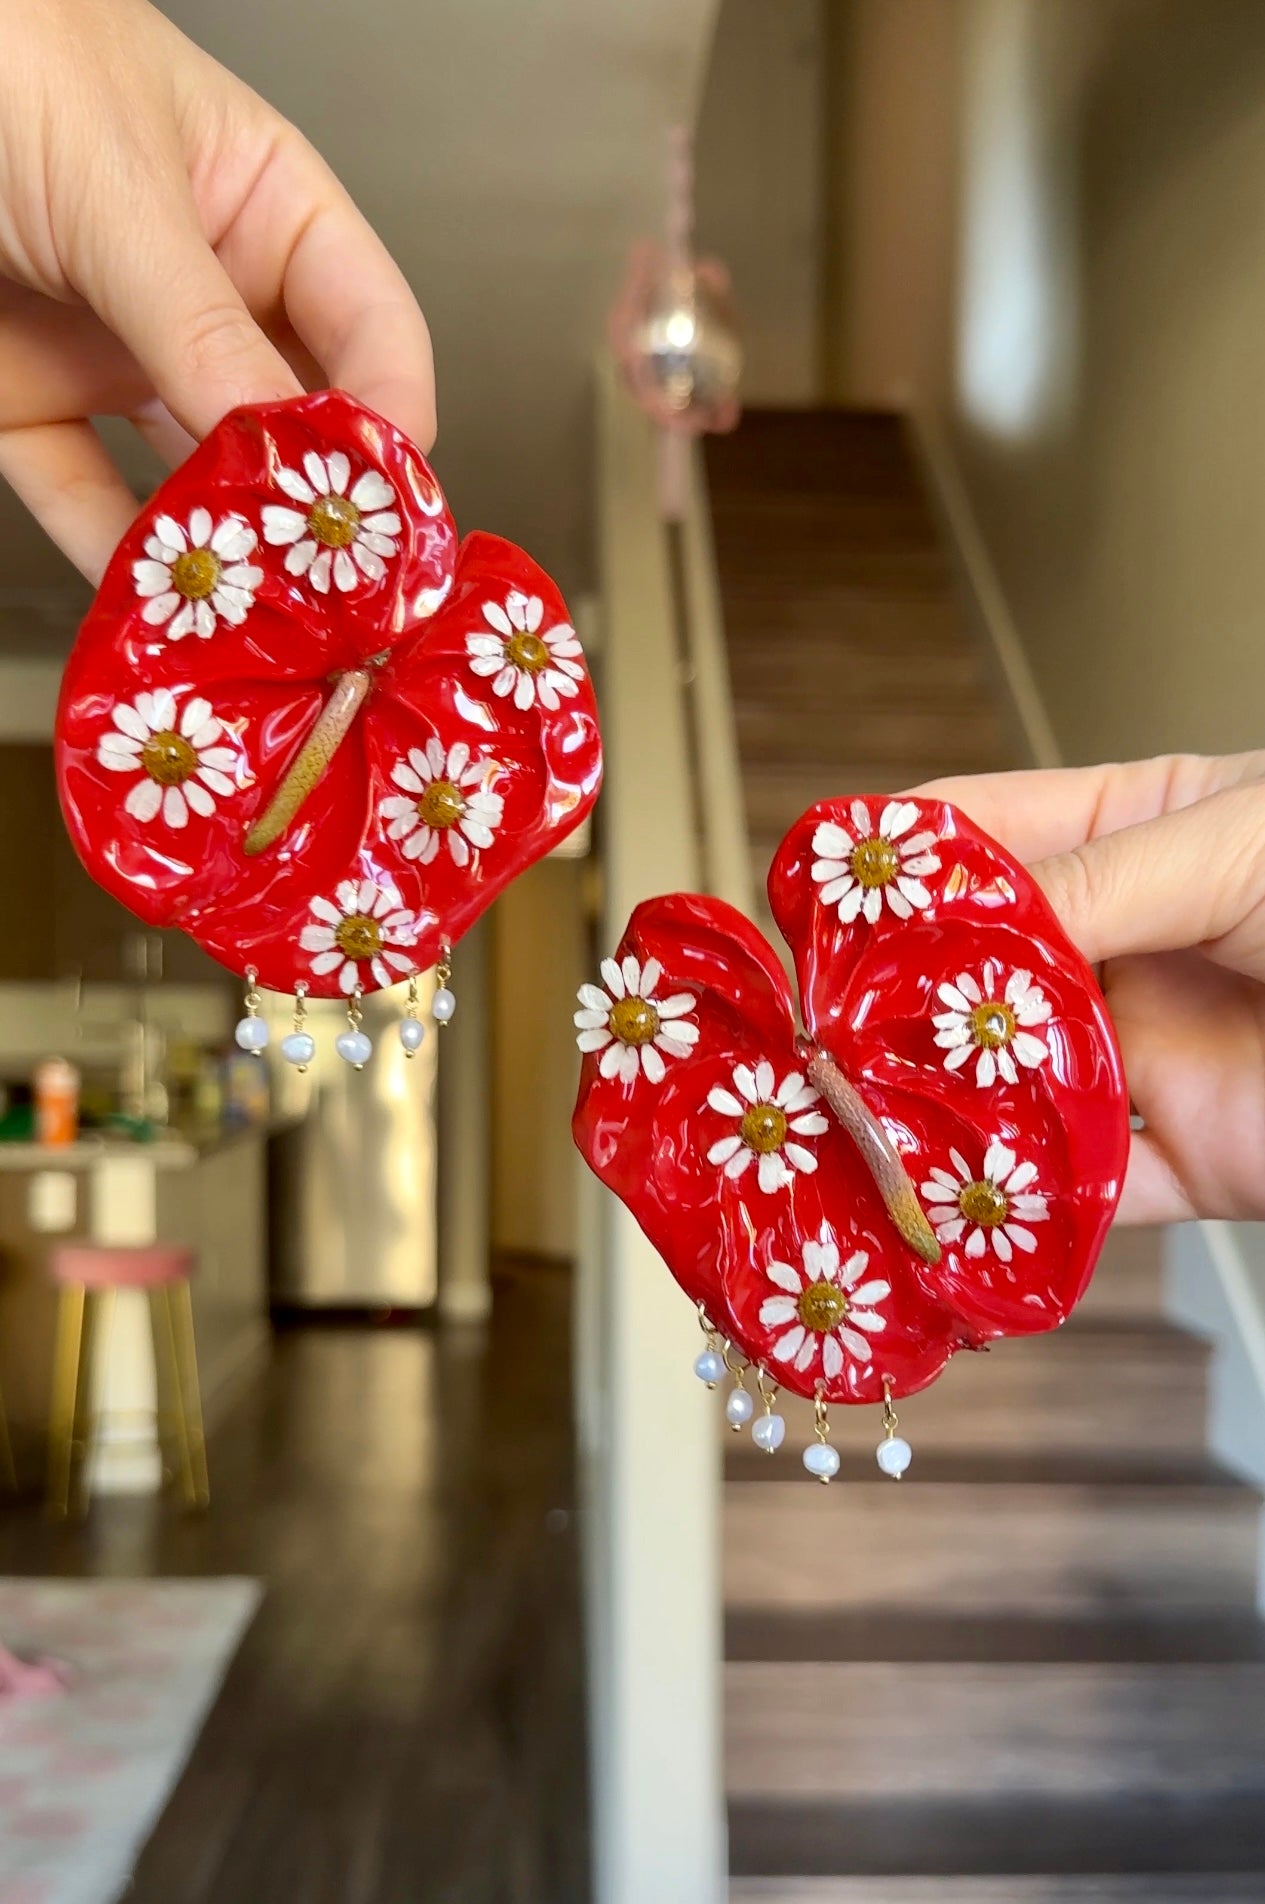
[[577, 357, 727, 1904]]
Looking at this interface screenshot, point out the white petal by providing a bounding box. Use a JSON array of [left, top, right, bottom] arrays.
[[997, 1048, 1019, 1085], [184, 779, 215, 817], [984, 1141, 1016, 1185], [124, 778, 162, 822], [837, 1328, 872, 1363], [617, 1045, 640, 1084], [862, 886, 883, 923], [822, 1335, 844, 1380], [196, 768, 235, 799], [765, 1260, 803, 1295], [211, 517, 255, 559], [638, 957, 663, 998], [782, 1143, 817, 1174], [167, 602, 196, 640], [577, 983, 612, 1013], [656, 993, 695, 1019], [577, 1028, 613, 1053], [934, 1216, 966, 1243], [640, 1044, 666, 1085], [309, 548, 333, 594], [771, 1326, 807, 1365], [323, 450, 350, 496], [708, 1135, 744, 1164], [759, 1297, 798, 1327], [949, 1148, 973, 1181], [333, 549, 358, 592], [187, 506, 212, 547], [733, 1064, 759, 1104], [153, 514, 186, 553], [303, 451, 331, 495], [132, 559, 172, 597], [599, 957, 626, 1000], [753, 1060, 775, 1101], [361, 511, 402, 537], [956, 972, 983, 1003], [707, 1088, 744, 1118], [894, 879, 930, 909], [1005, 1223, 1040, 1254], [900, 855, 940, 878], [299, 926, 337, 952], [309, 950, 344, 976], [848, 1280, 890, 1308], [757, 1152, 789, 1194], [1005, 1161, 1039, 1193], [597, 1043, 624, 1079], [162, 785, 188, 828], [351, 541, 386, 582], [837, 885, 865, 923], [812, 821, 853, 859], [991, 1227, 1013, 1263], [850, 799, 871, 835], [880, 799, 918, 839], [574, 1009, 609, 1031], [141, 593, 180, 626], [965, 1228, 987, 1258], [310, 896, 342, 926], [148, 688, 177, 730], [976, 1048, 997, 1089], [285, 539, 317, 577], [276, 466, 316, 505], [656, 1027, 697, 1057], [885, 885, 914, 919], [789, 1113, 828, 1137], [179, 696, 212, 738], [793, 1335, 818, 1373], [482, 600, 512, 637], [262, 505, 307, 545], [350, 469, 395, 512], [1012, 1032, 1048, 1068], [938, 982, 971, 1012], [724, 1149, 753, 1178]]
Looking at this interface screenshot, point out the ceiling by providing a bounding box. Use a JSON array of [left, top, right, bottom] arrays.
[[0, 0, 719, 654]]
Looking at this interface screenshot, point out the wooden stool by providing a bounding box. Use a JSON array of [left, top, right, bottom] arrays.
[[46, 1244, 208, 1518]]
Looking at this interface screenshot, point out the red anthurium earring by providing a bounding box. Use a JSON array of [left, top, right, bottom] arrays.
[[56, 390, 602, 1066], [572, 796, 1129, 1483]]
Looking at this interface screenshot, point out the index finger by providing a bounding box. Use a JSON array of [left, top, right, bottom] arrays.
[[221, 128, 437, 452], [912, 752, 1265, 863]]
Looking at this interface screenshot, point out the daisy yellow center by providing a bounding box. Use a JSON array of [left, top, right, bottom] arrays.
[[140, 731, 197, 786], [798, 1281, 848, 1333], [971, 1000, 1015, 1049], [851, 836, 898, 888], [959, 1180, 1008, 1227], [740, 1102, 787, 1154], [608, 997, 659, 1046], [169, 548, 221, 600], [505, 631, 550, 673], [335, 914, 382, 961], [418, 780, 466, 829], [308, 494, 361, 548]]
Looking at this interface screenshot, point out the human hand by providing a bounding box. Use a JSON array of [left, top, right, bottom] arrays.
[[914, 752, 1265, 1224], [0, 0, 435, 582]]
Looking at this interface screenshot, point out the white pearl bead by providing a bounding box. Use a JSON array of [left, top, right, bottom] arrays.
[[752, 1412, 786, 1454], [335, 1029, 373, 1068], [725, 1388, 755, 1429], [280, 1031, 315, 1067], [876, 1435, 912, 1478], [433, 987, 457, 1022], [693, 1350, 725, 1388], [803, 1441, 840, 1482], [234, 1015, 269, 1053], [399, 1017, 426, 1053]]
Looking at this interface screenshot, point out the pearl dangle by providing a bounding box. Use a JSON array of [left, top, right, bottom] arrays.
[[234, 967, 269, 1055], [336, 986, 373, 1068], [432, 944, 456, 1026], [280, 982, 315, 1071], [876, 1379, 912, 1479], [751, 1370, 785, 1454], [400, 974, 426, 1056], [803, 1392, 840, 1483], [724, 1357, 755, 1431], [692, 1305, 725, 1389]]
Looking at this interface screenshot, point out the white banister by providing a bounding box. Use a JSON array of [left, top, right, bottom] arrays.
[[578, 358, 727, 1904]]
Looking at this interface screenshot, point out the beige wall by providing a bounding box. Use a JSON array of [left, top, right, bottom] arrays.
[[826, 0, 1265, 764]]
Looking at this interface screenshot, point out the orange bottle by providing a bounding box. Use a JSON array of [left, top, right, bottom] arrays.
[[34, 1057, 80, 1147]]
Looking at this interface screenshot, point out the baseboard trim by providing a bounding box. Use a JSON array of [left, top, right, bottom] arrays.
[[904, 407, 1063, 771]]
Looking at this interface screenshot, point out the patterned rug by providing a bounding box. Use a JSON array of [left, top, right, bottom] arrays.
[[0, 1578, 261, 1904]]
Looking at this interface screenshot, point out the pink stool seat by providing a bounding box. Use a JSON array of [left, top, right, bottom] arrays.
[[49, 1244, 195, 1291]]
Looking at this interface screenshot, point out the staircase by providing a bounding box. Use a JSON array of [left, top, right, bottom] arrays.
[[704, 410, 1265, 1901]]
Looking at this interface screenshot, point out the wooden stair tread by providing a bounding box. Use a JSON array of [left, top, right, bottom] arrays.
[[725, 1607, 1265, 1665], [730, 1877, 1265, 1902], [727, 1661, 1265, 1802]]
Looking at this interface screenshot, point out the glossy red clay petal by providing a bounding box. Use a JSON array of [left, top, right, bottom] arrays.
[[574, 800, 1130, 1405], [56, 392, 602, 995]]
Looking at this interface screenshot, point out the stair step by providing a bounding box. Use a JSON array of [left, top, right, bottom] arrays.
[[726, 1660, 1265, 1875], [725, 1608, 1265, 1665], [1076, 1228, 1166, 1321], [731, 1878, 1265, 1902], [724, 1480, 1260, 1619]]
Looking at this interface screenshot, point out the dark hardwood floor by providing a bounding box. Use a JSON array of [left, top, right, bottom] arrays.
[[0, 1257, 588, 1904]]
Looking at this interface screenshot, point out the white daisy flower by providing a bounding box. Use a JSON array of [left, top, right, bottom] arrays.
[[811, 799, 941, 925], [932, 960, 1052, 1087], [705, 1060, 828, 1193], [131, 509, 263, 640], [379, 740, 504, 868], [758, 1223, 890, 1380], [573, 955, 700, 1085], [299, 878, 420, 993], [467, 592, 585, 713], [922, 1141, 1049, 1264], [96, 689, 240, 829], [261, 452, 401, 594]]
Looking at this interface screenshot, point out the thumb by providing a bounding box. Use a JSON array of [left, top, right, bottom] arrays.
[[1030, 781, 1265, 977], [87, 186, 301, 441]]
